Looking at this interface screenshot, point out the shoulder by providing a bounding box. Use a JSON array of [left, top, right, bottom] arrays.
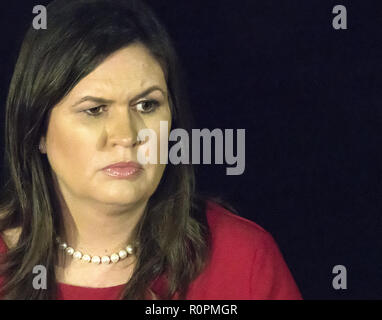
[[0, 209, 21, 252], [205, 199, 272, 250], [0, 227, 21, 248], [204, 199, 284, 270], [190, 200, 302, 299], [204, 199, 297, 280], [0, 228, 21, 253]]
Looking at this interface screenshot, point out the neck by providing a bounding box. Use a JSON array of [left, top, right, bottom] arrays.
[[57, 195, 147, 257]]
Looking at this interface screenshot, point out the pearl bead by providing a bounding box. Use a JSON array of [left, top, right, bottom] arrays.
[[118, 250, 127, 259], [101, 256, 110, 264], [91, 256, 101, 264], [111, 253, 120, 263], [126, 245, 134, 255], [73, 251, 82, 260], [56, 238, 136, 266], [82, 254, 91, 263]]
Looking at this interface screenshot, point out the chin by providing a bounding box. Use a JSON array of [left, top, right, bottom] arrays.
[[95, 188, 144, 204]]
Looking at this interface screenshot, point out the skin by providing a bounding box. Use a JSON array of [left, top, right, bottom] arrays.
[[37, 42, 171, 288]]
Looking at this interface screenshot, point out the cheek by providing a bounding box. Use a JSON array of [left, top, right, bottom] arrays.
[[147, 107, 172, 159], [143, 125, 169, 161], [144, 163, 167, 198], [45, 118, 94, 179], [141, 109, 171, 191]]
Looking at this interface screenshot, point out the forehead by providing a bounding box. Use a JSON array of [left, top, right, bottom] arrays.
[[68, 43, 167, 97]]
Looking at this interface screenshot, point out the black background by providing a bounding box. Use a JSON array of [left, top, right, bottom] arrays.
[[0, 0, 381, 299]]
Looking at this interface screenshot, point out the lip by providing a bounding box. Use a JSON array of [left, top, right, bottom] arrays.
[[103, 161, 143, 170], [102, 161, 143, 179]]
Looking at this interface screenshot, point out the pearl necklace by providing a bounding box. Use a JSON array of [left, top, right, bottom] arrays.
[[55, 237, 137, 265]]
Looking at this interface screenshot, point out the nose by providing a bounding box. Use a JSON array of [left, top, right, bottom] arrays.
[[106, 108, 140, 148]]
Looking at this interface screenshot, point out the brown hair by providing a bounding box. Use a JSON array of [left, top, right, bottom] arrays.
[[0, 0, 213, 299]]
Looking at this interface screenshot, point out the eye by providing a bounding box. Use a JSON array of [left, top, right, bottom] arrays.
[[84, 105, 107, 117], [136, 100, 160, 114]]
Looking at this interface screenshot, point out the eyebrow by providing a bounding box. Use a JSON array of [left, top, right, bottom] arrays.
[[70, 85, 165, 108]]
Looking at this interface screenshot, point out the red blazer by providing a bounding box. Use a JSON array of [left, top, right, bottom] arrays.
[[0, 201, 302, 300]]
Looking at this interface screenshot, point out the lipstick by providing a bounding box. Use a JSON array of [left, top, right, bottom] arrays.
[[102, 161, 143, 179]]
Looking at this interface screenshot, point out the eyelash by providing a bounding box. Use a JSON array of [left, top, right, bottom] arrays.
[[83, 100, 160, 117]]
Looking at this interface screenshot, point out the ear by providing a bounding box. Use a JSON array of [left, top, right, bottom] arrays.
[[39, 137, 47, 154]]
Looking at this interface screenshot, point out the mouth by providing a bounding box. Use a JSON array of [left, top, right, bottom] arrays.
[[103, 161, 143, 170], [102, 161, 143, 179]]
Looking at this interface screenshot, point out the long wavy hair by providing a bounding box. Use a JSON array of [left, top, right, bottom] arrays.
[[0, 0, 216, 299]]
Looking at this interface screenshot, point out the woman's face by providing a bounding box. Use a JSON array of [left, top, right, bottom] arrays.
[[41, 43, 171, 207]]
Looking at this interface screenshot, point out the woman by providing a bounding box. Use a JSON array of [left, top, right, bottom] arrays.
[[0, 0, 302, 299]]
